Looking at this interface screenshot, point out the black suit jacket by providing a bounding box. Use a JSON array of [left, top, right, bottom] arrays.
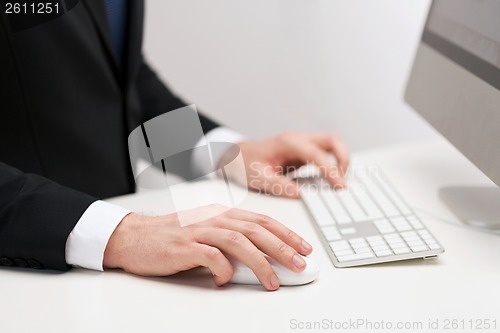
[[0, 0, 218, 270]]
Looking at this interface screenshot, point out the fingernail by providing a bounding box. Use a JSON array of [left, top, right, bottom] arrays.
[[270, 274, 280, 289], [333, 178, 346, 190], [301, 239, 312, 252], [293, 254, 306, 269]]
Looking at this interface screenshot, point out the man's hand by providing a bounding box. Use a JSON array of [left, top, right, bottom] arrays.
[[103, 204, 313, 291], [236, 132, 349, 198]]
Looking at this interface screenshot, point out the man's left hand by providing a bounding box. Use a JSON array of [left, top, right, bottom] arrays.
[[235, 132, 349, 199]]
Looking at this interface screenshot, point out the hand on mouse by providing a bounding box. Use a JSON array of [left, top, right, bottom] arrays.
[[103, 204, 313, 291]]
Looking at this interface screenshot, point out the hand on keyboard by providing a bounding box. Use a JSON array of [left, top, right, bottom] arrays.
[[232, 132, 350, 199]]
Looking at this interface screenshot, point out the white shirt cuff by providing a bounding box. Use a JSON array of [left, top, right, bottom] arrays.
[[65, 201, 131, 271], [203, 127, 246, 147], [191, 127, 245, 176]]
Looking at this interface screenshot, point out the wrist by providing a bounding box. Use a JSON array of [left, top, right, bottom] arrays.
[[103, 212, 141, 269], [103, 213, 179, 270]]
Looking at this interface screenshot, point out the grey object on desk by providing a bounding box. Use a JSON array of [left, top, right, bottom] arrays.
[[405, 0, 500, 228], [439, 187, 500, 229], [299, 168, 445, 268]]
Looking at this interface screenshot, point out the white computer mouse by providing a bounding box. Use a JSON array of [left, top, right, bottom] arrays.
[[229, 255, 320, 286]]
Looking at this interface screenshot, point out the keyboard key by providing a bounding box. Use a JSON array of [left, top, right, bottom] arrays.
[[388, 242, 407, 250], [337, 191, 367, 221], [390, 217, 406, 225], [359, 175, 400, 217], [329, 240, 350, 252], [410, 245, 428, 252], [340, 227, 356, 235], [366, 235, 383, 243], [334, 249, 354, 257], [349, 238, 367, 247], [371, 172, 413, 215], [374, 249, 393, 257], [314, 213, 336, 227], [421, 235, 433, 242], [371, 244, 390, 252], [354, 188, 385, 220], [406, 240, 425, 247], [302, 192, 336, 226], [393, 247, 411, 254], [417, 229, 430, 236], [367, 238, 386, 247], [322, 226, 341, 241], [374, 219, 390, 227], [407, 215, 424, 229], [321, 190, 352, 224], [391, 217, 412, 232], [374, 219, 395, 234], [354, 247, 372, 254], [378, 226, 396, 234], [336, 252, 375, 262], [396, 224, 412, 232], [418, 230, 434, 241], [428, 243, 441, 250], [400, 231, 419, 240], [424, 238, 438, 247], [383, 233, 403, 242]]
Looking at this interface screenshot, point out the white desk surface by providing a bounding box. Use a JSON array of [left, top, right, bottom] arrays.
[[1, 138, 499, 333]]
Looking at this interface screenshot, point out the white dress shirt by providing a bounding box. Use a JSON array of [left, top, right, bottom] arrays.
[[65, 127, 245, 271]]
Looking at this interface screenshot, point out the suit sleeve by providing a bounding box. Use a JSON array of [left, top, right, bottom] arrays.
[[136, 59, 220, 134], [0, 162, 97, 271]]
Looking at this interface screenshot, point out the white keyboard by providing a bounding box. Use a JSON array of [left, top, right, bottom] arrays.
[[298, 166, 444, 267]]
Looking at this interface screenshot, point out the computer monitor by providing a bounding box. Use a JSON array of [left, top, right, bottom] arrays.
[[405, 0, 500, 229]]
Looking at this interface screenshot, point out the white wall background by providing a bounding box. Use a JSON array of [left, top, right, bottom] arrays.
[[143, 0, 438, 152]]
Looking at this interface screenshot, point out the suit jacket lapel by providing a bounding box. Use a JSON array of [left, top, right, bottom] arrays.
[[80, 0, 144, 89], [81, 0, 121, 80], [124, 0, 144, 88]]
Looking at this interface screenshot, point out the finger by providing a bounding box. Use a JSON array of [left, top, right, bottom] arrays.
[[212, 219, 306, 272], [194, 244, 234, 286], [290, 140, 346, 188], [193, 228, 280, 291], [225, 209, 313, 255], [254, 174, 300, 199], [310, 133, 350, 175]]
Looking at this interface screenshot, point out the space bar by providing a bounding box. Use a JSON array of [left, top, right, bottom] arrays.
[[336, 252, 375, 262]]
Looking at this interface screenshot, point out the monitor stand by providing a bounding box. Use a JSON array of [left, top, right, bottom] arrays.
[[439, 187, 500, 230]]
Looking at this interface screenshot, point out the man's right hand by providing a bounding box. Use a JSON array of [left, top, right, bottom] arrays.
[[103, 204, 313, 291]]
